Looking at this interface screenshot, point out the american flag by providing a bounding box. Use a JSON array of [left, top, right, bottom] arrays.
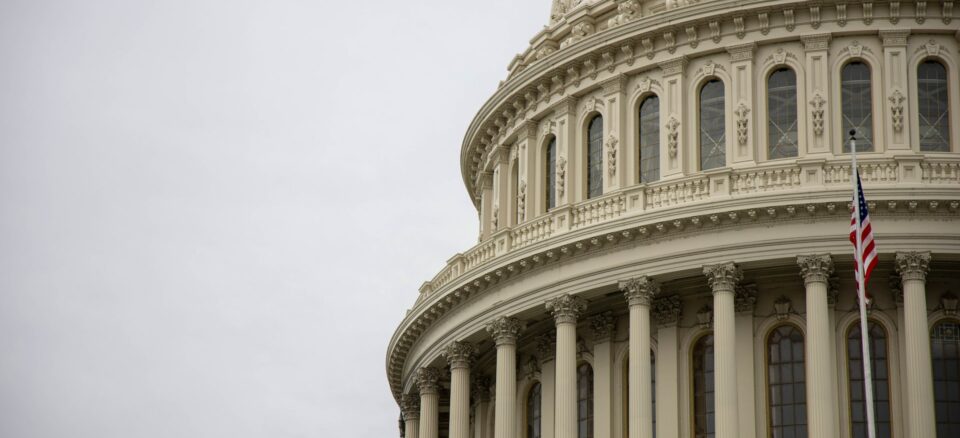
[[849, 171, 878, 296]]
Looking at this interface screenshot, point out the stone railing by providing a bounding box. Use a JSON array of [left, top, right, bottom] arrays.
[[419, 155, 960, 303], [572, 193, 627, 230]]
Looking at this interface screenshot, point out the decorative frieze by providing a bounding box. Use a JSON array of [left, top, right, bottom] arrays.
[[556, 156, 567, 198], [416, 366, 441, 395], [810, 93, 827, 136], [798, 254, 835, 284], [546, 294, 588, 324], [889, 89, 906, 132], [620, 276, 660, 306], [727, 42, 756, 61], [608, 0, 642, 28], [485, 316, 524, 346], [666, 117, 680, 158], [658, 57, 688, 76], [801, 33, 831, 51], [735, 103, 750, 146], [880, 29, 910, 47], [895, 251, 931, 282], [606, 134, 618, 177], [590, 311, 617, 342]]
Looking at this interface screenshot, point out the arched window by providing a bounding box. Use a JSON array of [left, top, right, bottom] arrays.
[[767, 325, 806, 437], [692, 334, 715, 438], [545, 137, 557, 210], [848, 321, 891, 438], [578, 363, 594, 438], [931, 320, 960, 437], [587, 115, 604, 198], [918, 60, 951, 152], [527, 382, 542, 438], [767, 68, 799, 159], [699, 80, 726, 170], [841, 61, 874, 152], [639, 96, 661, 183]]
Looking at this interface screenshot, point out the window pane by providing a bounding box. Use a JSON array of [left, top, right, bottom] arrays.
[[639, 96, 660, 183], [527, 383, 542, 438], [841, 62, 874, 152], [578, 363, 594, 438], [768, 325, 806, 437], [699, 80, 726, 170], [587, 116, 603, 198], [848, 322, 891, 438], [546, 138, 557, 210], [693, 334, 715, 438], [768, 68, 799, 159], [918, 61, 951, 152], [932, 321, 960, 437]]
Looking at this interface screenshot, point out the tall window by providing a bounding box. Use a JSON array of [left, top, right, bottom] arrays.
[[546, 137, 557, 210], [931, 320, 960, 437], [848, 321, 891, 438], [527, 382, 542, 438], [842, 61, 874, 152], [767, 325, 807, 437], [918, 60, 951, 152], [639, 96, 661, 183], [767, 68, 799, 159], [578, 363, 594, 438], [699, 80, 726, 170], [587, 115, 604, 198], [692, 334, 715, 438]]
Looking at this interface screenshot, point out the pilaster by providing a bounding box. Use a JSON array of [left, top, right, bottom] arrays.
[[555, 97, 580, 204], [517, 120, 539, 222], [801, 33, 832, 155], [602, 74, 629, 191], [590, 312, 616, 438], [734, 284, 757, 438], [652, 295, 681, 438], [880, 30, 911, 151], [537, 333, 557, 438], [658, 57, 688, 178], [726, 43, 757, 164], [478, 172, 494, 240]]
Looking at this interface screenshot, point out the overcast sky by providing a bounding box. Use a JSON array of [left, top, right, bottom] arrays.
[[0, 1, 545, 436]]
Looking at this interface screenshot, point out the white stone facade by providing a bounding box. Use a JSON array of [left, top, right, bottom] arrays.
[[389, 1, 960, 438]]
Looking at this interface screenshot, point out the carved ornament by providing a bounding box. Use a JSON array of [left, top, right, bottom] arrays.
[[810, 93, 826, 136], [443, 341, 478, 369], [774, 296, 792, 320], [401, 393, 420, 421], [485, 316, 524, 346], [735, 283, 758, 313], [620, 276, 660, 307], [606, 133, 618, 177], [590, 311, 616, 342], [546, 294, 588, 325], [797, 254, 835, 285], [895, 251, 931, 282], [889, 89, 905, 132], [666, 117, 680, 158], [703, 262, 742, 293], [416, 367, 441, 395], [735, 103, 750, 146]]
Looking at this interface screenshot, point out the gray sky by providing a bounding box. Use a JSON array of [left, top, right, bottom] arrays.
[[0, 1, 544, 436]]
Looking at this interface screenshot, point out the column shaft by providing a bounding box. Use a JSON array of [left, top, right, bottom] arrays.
[[449, 366, 471, 438], [419, 392, 439, 438], [631, 302, 653, 438], [713, 288, 738, 438], [805, 279, 835, 437], [904, 277, 935, 436], [555, 321, 577, 438], [495, 342, 517, 438], [405, 418, 420, 438]]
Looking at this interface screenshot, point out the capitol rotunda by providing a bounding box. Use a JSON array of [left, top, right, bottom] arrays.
[[386, 1, 960, 438]]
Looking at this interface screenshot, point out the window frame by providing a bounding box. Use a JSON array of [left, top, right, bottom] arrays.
[[698, 78, 727, 171]]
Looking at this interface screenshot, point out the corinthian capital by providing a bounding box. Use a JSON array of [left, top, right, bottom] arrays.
[[443, 341, 479, 370], [620, 276, 659, 307], [485, 316, 524, 346], [546, 294, 588, 325], [896, 251, 932, 282], [703, 262, 742, 294], [401, 393, 420, 421], [416, 367, 441, 395], [590, 311, 616, 342], [797, 254, 834, 285]]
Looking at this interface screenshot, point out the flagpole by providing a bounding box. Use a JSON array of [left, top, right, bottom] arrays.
[[850, 130, 877, 438]]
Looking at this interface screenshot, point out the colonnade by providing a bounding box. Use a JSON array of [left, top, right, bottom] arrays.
[[403, 252, 934, 438]]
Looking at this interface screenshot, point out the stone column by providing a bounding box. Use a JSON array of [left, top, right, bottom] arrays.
[[591, 311, 616, 438], [445, 342, 478, 438], [486, 317, 524, 438], [653, 295, 682, 438], [417, 367, 441, 438], [537, 333, 557, 438], [473, 375, 492, 438], [798, 255, 836, 438], [546, 294, 588, 438], [620, 277, 658, 438], [402, 394, 420, 438], [896, 251, 934, 437], [703, 263, 742, 438]]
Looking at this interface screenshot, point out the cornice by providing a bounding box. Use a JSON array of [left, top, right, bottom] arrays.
[[460, 0, 950, 208], [387, 195, 960, 402]]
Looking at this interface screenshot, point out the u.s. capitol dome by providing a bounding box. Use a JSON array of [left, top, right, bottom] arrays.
[[387, 1, 960, 438]]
